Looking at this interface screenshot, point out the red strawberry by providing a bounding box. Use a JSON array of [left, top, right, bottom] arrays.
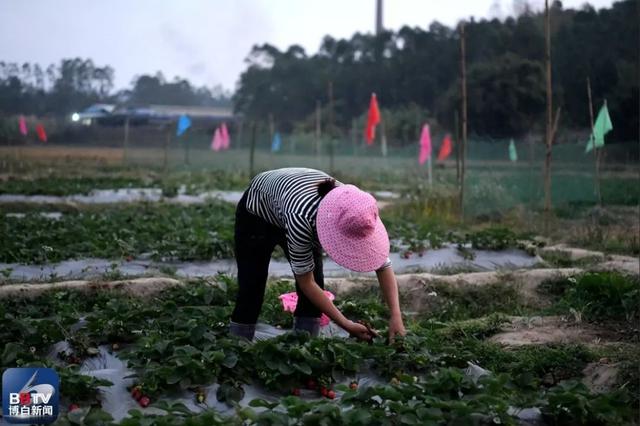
[[320, 386, 328, 397], [402, 251, 412, 259], [131, 386, 142, 400], [306, 379, 317, 390], [138, 396, 151, 408], [349, 381, 358, 390], [68, 404, 80, 412], [326, 390, 336, 399], [126, 255, 133, 262], [291, 388, 300, 396]]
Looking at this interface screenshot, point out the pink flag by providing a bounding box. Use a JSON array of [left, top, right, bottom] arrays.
[[19, 116, 28, 136], [211, 127, 222, 151], [418, 124, 432, 165], [220, 122, 230, 149]]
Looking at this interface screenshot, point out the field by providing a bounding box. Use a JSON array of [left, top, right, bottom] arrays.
[[0, 145, 638, 425]]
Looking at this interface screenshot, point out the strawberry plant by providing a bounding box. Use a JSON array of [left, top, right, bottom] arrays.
[[1, 201, 236, 263]]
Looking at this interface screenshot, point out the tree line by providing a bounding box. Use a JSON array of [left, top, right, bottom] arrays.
[[233, 0, 638, 142], [0, 59, 231, 117], [0, 0, 637, 143]]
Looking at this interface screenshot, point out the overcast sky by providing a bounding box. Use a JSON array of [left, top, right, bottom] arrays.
[[0, 0, 615, 92]]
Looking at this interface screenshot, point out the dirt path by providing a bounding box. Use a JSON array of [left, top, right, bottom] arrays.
[[0, 263, 631, 303], [0, 277, 182, 299], [488, 315, 617, 346]]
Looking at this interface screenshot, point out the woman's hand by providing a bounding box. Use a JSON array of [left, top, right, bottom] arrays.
[[388, 315, 406, 343], [375, 267, 406, 343], [345, 320, 377, 341]]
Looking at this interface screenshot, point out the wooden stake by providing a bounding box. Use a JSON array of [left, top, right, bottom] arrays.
[[163, 127, 171, 175], [459, 22, 468, 221], [551, 107, 562, 142], [586, 78, 601, 205], [543, 0, 553, 231], [381, 118, 388, 158], [123, 116, 130, 164]]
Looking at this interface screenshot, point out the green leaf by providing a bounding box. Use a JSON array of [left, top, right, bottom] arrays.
[[293, 362, 312, 375], [222, 353, 238, 369], [1, 342, 21, 365], [277, 362, 294, 375], [249, 398, 279, 409]]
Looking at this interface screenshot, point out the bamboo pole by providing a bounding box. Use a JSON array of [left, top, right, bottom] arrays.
[[380, 117, 388, 158], [586, 78, 601, 205], [123, 116, 130, 165], [459, 22, 468, 221], [163, 126, 171, 175], [543, 0, 553, 231], [551, 107, 562, 143]]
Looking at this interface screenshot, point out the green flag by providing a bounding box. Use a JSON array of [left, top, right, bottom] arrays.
[[509, 139, 518, 162], [585, 102, 613, 153]]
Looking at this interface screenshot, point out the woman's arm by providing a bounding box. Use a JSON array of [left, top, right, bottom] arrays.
[[296, 271, 373, 340], [375, 266, 406, 342]]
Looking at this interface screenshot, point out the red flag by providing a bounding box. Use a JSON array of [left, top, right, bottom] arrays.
[[364, 93, 380, 145], [36, 124, 47, 142], [437, 134, 452, 161]]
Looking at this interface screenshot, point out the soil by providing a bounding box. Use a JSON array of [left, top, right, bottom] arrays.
[[326, 268, 582, 312], [0, 277, 182, 300], [488, 316, 617, 346], [582, 361, 621, 394]]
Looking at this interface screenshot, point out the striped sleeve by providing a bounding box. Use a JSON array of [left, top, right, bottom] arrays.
[[285, 213, 316, 275]]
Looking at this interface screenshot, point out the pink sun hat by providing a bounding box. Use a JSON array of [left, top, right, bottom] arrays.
[[316, 184, 390, 272]]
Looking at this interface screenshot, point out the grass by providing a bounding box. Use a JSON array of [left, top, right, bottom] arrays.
[[413, 280, 527, 322], [538, 271, 640, 325], [538, 250, 603, 268]]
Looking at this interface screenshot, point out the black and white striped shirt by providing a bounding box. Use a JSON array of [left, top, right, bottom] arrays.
[[245, 168, 391, 275], [246, 168, 329, 275]]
